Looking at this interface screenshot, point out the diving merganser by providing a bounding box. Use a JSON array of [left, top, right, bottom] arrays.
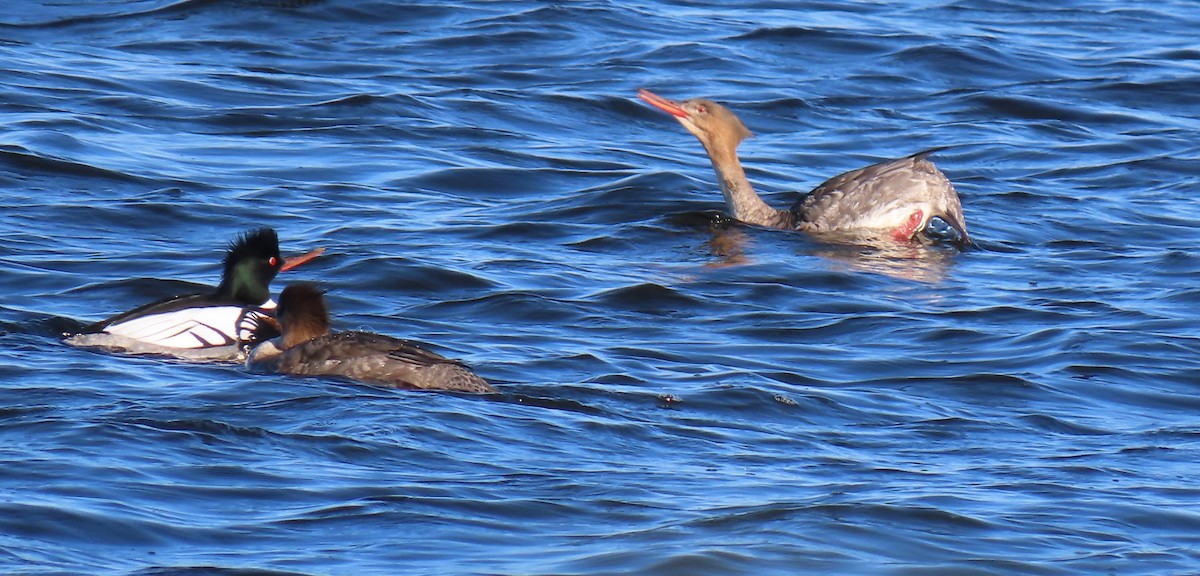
[[65, 228, 323, 361], [637, 88, 969, 245], [246, 283, 495, 393]]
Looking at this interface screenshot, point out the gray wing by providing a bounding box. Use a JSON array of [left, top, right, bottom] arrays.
[[790, 149, 952, 232], [279, 332, 494, 393]]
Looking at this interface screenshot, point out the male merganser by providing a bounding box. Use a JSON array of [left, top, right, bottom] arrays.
[[246, 283, 495, 393], [65, 228, 323, 361], [638, 88, 969, 245]]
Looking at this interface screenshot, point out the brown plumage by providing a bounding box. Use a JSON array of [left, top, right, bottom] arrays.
[[638, 88, 969, 245], [246, 283, 495, 394]]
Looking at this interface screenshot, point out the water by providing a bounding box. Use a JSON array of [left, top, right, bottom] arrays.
[[1, 0, 1199, 574]]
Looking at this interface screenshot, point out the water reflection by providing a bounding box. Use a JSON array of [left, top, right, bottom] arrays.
[[807, 240, 959, 284], [703, 226, 752, 268], [700, 223, 961, 283]]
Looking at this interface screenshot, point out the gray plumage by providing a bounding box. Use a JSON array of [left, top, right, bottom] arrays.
[[246, 283, 495, 394], [638, 88, 969, 243], [790, 150, 966, 237], [274, 331, 495, 393]]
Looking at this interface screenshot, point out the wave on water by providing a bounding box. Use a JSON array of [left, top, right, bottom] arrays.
[[1, 0, 1199, 574]]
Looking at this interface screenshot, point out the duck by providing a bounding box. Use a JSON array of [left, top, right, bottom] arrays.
[[64, 227, 323, 361], [246, 283, 495, 393], [637, 88, 969, 245]]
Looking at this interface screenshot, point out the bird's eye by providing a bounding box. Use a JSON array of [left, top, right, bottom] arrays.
[[269, 256, 279, 267], [696, 104, 707, 114]]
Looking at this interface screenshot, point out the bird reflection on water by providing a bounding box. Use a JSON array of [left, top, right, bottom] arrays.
[[695, 214, 961, 283]]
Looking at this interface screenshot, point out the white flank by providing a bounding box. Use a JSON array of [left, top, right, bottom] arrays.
[[102, 306, 267, 349], [64, 333, 244, 363]]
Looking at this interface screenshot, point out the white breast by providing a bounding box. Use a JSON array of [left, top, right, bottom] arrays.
[[245, 337, 284, 372]]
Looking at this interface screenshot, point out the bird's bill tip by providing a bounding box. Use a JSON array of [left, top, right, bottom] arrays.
[[637, 88, 688, 118], [281, 247, 325, 272]]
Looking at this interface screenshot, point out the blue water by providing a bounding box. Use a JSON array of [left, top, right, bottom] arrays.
[[2, 1, 1199, 574]]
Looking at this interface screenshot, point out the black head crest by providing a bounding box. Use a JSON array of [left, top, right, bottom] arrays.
[[214, 227, 285, 305], [224, 227, 281, 271]]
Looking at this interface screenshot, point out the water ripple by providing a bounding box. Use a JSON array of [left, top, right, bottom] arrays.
[[2, 0, 1199, 574]]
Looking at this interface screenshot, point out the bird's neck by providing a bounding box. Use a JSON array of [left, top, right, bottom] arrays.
[[281, 315, 330, 350], [216, 260, 270, 305], [704, 141, 786, 228]]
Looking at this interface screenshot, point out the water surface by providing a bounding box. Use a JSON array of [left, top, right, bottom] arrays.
[[1, 1, 1198, 574]]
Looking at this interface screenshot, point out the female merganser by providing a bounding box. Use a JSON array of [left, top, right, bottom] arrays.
[[246, 283, 495, 393], [638, 88, 969, 245], [65, 228, 323, 361]]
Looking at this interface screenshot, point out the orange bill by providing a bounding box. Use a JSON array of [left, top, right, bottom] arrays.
[[638, 88, 688, 118], [281, 247, 325, 272]]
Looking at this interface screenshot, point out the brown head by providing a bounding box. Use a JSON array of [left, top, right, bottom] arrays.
[[275, 283, 332, 350], [638, 88, 752, 157]]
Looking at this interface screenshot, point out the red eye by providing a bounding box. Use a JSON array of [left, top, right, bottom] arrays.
[[269, 256, 279, 267], [696, 105, 707, 114]]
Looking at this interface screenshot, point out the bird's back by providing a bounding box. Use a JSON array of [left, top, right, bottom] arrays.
[[791, 150, 961, 234], [278, 331, 495, 393]]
